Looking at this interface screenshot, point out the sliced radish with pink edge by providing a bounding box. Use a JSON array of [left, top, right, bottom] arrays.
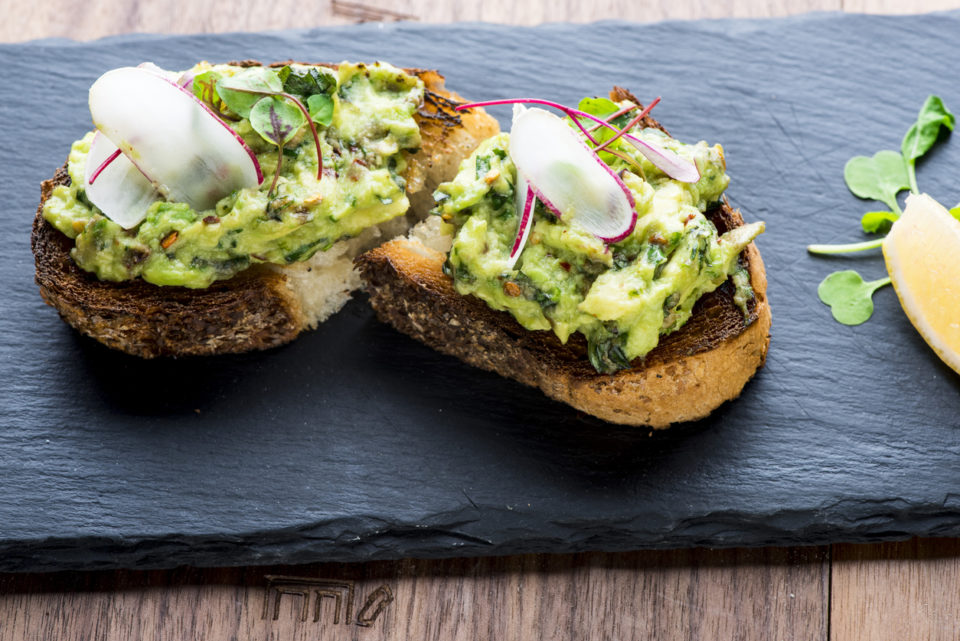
[[506, 172, 536, 269], [84, 131, 159, 230], [89, 66, 262, 212], [509, 107, 638, 244], [622, 134, 700, 183]]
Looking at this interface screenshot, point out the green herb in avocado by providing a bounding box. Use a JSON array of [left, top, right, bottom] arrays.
[[808, 95, 955, 324]]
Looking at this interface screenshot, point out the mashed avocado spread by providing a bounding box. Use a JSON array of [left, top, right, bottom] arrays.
[[43, 62, 423, 288], [433, 101, 764, 373]]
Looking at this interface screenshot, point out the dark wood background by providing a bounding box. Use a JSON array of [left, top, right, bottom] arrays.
[[2, 0, 960, 638]]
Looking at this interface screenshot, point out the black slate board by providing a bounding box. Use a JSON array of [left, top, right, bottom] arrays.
[[3, 12, 960, 573]]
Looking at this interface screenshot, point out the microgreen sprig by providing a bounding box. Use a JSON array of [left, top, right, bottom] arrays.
[[193, 66, 337, 195], [809, 95, 955, 324]]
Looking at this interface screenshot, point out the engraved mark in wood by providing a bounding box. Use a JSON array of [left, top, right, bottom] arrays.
[[261, 575, 392, 628]]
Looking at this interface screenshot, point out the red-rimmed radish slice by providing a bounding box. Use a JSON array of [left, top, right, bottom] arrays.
[[507, 172, 535, 269], [89, 66, 262, 212], [622, 134, 700, 183], [509, 107, 637, 243], [84, 131, 159, 229]]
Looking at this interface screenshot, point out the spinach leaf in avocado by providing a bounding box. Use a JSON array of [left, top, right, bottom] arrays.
[[587, 333, 633, 374]]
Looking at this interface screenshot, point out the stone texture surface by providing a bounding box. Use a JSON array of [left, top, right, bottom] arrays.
[[2, 13, 960, 571]]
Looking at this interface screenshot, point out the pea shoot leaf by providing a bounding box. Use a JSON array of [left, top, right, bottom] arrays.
[[902, 95, 955, 163], [843, 150, 910, 214], [902, 95, 956, 193], [817, 270, 891, 325], [860, 210, 899, 234]]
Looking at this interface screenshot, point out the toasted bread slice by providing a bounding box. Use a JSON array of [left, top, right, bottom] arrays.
[[356, 92, 771, 428], [32, 64, 499, 358]]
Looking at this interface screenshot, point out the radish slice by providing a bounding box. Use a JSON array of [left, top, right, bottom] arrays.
[[89, 66, 262, 212], [622, 134, 700, 183], [509, 107, 637, 243], [507, 173, 535, 269], [84, 131, 159, 229]]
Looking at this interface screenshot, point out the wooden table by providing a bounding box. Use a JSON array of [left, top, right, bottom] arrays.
[[3, 1, 960, 638]]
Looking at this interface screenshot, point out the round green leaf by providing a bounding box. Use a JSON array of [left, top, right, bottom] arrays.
[[250, 96, 306, 148], [817, 270, 890, 325], [216, 67, 284, 119], [843, 150, 909, 213]]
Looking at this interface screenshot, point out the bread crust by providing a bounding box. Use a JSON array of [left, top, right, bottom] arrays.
[[32, 64, 498, 358], [357, 203, 770, 428], [356, 92, 770, 427]]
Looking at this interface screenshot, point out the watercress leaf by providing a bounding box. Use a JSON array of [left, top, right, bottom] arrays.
[[280, 65, 336, 99], [191, 70, 224, 111], [217, 68, 284, 118], [249, 96, 306, 148], [843, 150, 909, 213], [817, 269, 890, 325], [901, 95, 955, 163], [306, 93, 334, 126], [860, 210, 899, 234]]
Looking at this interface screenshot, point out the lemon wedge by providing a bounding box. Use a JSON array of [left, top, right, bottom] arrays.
[[883, 193, 960, 374]]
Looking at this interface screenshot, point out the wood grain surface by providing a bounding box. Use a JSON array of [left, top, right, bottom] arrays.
[[3, 1, 960, 640], [0, 549, 828, 640]]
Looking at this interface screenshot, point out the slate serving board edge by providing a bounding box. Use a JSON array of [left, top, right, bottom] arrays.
[[4, 12, 960, 573]]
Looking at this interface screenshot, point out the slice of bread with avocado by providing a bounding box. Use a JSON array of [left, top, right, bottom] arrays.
[[356, 88, 770, 428], [32, 62, 498, 358]]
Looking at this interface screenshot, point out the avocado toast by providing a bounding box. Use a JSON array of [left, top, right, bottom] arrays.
[[357, 87, 770, 427], [32, 61, 498, 357]]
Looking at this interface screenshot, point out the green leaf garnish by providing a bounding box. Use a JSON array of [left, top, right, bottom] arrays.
[[307, 94, 334, 126], [217, 68, 283, 119], [250, 96, 305, 146], [843, 150, 910, 214], [278, 66, 336, 126], [195, 66, 327, 188], [191, 70, 224, 112], [817, 270, 891, 325], [278, 65, 336, 99], [860, 211, 900, 234], [577, 97, 619, 119], [810, 95, 954, 326], [250, 96, 307, 195], [902, 95, 956, 193]]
